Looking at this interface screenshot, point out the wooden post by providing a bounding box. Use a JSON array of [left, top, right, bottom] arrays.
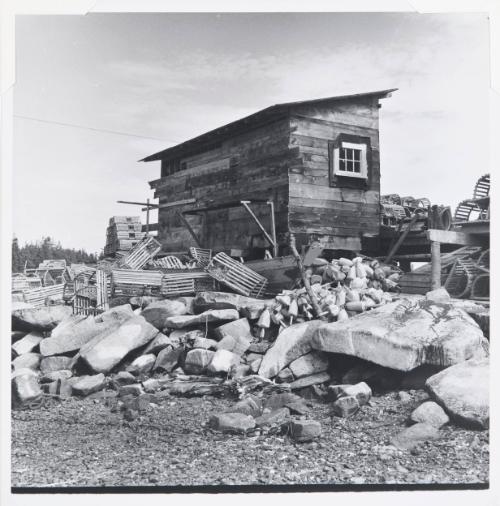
[[289, 234, 325, 320], [431, 240, 441, 290], [267, 200, 278, 258], [146, 198, 150, 234], [175, 210, 203, 248]]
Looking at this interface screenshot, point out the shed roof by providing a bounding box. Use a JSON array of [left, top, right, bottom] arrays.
[[141, 88, 397, 163]]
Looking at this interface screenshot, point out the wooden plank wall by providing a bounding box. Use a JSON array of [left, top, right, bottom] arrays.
[[287, 99, 382, 248], [151, 118, 294, 253]]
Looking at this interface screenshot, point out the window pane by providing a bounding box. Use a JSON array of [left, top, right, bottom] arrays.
[[347, 161, 353, 172], [353, 161, 361, 173], [353, 150, 360, 161], [339, 160, 345, 171], [340, 148, 346, 160]]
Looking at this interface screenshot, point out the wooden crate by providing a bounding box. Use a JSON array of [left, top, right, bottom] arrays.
[[161, 270, 217, 296], [205, 252, 268, 298], [111, 268, 163, 296], [23, 284, 65, 307]]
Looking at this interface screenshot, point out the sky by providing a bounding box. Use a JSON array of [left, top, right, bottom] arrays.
[[13, 12, 490, 253]]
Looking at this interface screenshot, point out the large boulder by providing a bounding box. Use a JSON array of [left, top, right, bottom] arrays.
[[258, 321, 324, 378], [12, 305, 72, 332], [289, 371, 330, 390], [194, 292, 273, 318], [71, 374, 106, 396], [410, 401, 449, 428], [215, 323, 252, 356], [425, 357, 489, 429], [11, 332, 43, 356], [12, 352, 41, 371], [40, 313, 133, 357], [79, 315, 159, 373], [141, 300, 187, 330], [288, 351, 329, 379], [12, 369, 42, 406], [164, 309, 240, 329], [289, 420, 321, 442], [312, 299, 485, 371]]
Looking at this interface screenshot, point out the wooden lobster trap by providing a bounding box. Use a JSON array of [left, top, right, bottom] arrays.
[[205, 252, 268, 298], [111, 268, 163, 297], [118, 236, 162, 270], [73, 270, 109, 316], [161, 270, 217, 297], [189, 247, 212, 267], [23, 284, 65, 308]]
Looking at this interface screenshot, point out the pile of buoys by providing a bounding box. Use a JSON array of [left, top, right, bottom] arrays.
[[260, 256, 402, 331]]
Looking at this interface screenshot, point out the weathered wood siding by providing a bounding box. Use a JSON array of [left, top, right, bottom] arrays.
[[151, 119, 294, 253], [287, 98, 381, 249]]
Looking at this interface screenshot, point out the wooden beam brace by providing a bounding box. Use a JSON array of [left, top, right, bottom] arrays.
[[240, 201, 277, 251], [143, 198, 196, 212], [117, 200, 159, 208], [175, 210, 203, 248], [426, 229, 483, 246], [431, 240, 441, 290]]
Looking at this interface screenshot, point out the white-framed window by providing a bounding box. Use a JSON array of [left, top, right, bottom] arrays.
[[333, 141, 368, 179]]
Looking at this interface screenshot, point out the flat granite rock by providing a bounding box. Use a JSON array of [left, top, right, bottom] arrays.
[[80, 315, 159, 373], [425, 357, 489, 429], [12, 305, 73, 332], [258, 321, 324, 378], [164, 309, 240, 329], [312, 298, 485, 371]]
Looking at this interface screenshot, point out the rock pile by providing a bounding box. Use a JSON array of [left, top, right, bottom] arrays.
[[11, 285, 490, 450]]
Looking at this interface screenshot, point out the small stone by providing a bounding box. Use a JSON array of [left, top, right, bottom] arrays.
[[12, 369, 42, 406], [114, 371, 137, 386], [71, 374, 106, 396], [142, 378, 162, 393], [288, 351, 329, 379], [264, 392, 301, 410], [255, 407, 290, 427], [331, 395, 360, 418], [12, 352, 41, 371], [118, 383, 144, 397], [143, 333, 172, 354], [184, 349, 215, 375], [328, 382, 372, 406], [126, 354, 156, 375], [11, 332, 43, 356], [209, 413, 256, 434], [40, 356, 73, 374], [396, 391, 412, 403], [154, 347, 183, 373], [231, 364, 252, 378], [124, 393, 154, 412], [290, 420, 321, 442], [206, 349, 239, 374], [390, 422, 440, 450], [247, 342, 272, 354], [190, 336, 218, 350], [289, 372, 330, 390], [276, 367, 294, 384], [227, 395, 263, 417], [410, 401, 449, 428]]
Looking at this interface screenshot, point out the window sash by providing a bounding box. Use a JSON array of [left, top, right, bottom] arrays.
[[333, 141, 368, 179]]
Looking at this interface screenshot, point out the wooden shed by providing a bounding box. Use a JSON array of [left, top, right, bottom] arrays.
[[143, 89, 396, 259]]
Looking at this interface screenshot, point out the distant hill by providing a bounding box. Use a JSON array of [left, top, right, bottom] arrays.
[[12, 236, 101, 273]]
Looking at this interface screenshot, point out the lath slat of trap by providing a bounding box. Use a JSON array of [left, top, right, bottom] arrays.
[[189, 247, 212, 267]]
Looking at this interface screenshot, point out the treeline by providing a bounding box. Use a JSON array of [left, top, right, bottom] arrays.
[[12, 236, 101, 273]]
